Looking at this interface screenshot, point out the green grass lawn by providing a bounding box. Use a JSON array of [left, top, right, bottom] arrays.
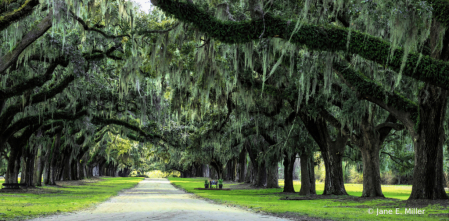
[[0, 177, 143, 220], [169, 177, 449, 221]]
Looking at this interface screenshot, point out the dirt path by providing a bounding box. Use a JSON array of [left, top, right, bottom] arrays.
[[30, 178, 290, 221]]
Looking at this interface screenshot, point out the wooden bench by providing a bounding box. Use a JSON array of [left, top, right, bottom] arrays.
[[209, 180, 218, 188], [194, 188, 231, 190], [1, 183, 27, 189]]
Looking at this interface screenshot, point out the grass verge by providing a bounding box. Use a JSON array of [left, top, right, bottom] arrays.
[[168, 177, 449, 221], [0, 177, 143, 220]]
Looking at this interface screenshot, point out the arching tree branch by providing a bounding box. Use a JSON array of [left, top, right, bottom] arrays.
[[0, 11, 52, 75], [0, 0, 40, 32], [0, 57, 69, 100], [154, 0, 449, 90]]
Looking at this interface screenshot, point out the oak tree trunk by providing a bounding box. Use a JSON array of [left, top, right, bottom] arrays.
[[321, 134, 347, 195], [33, 145, 44, 186], [195, 164, 203, 178], [299, 113, 347, 195], [43, 148, 51, 185], [5, 146, 20, 184], [209, 165, 216, 179], [62, 150, 71, 181], [20, 156, 26, 184], [358, 111, 387, 197], [210, 160, 223, 179], [255, 162, 267, 187], [48, 133, 61, 185], [238, 150, 247, 182], [298, 152, 316, 195], [283, 152, 296, 192], [13, 155, 20, 183], [360, 145, 383, 197], [357, 111, 402, 197], [266, 161, 279, 188], [23, 148, 35, 186], [76, 161, 83, 180], [246, 143, 266, 187], [409, 84, 448, 200]]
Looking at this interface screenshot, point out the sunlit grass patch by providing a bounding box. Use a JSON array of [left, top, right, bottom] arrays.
[[169, 177, 449, 221], [0, 177, 143, 220]]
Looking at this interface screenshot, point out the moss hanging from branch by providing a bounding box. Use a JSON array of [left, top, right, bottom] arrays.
[[332, 60, 418, 127], [428, 0, 449, 28], [153, 0, 449, 90]]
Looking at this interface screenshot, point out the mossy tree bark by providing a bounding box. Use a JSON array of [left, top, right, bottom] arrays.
[[13, 154, 20, 184], [62, 147, 72, 181], [210, 159, 223, 179], [266, 162, 279, 188], [48, 132, 61, 185], [5, 145, 20, 184], [33, 144, 44, 186], [193, 163, 203, 178], [75, 146, 88, 180], [245, 141, 267, 187], [86, 165, 93, 178], [299, 113, 347, 195], [43, 161, 49, 184], [238, 149, 247, 182], [409, 84, 448, 200], [298, 151, 316, 195], [22, 146, 35, 186], [359, 141, 383, 197], [70, 161, 77, 180], [408, 19, 449, 200], [322, 134, 348, 195], [225, 160, 236, 181], [283, 151, 296, 193], [356, 113, 402, 197], [256, 162, 267, 187]]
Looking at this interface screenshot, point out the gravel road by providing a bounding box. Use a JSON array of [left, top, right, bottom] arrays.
[[29, 178, 290, 221]]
